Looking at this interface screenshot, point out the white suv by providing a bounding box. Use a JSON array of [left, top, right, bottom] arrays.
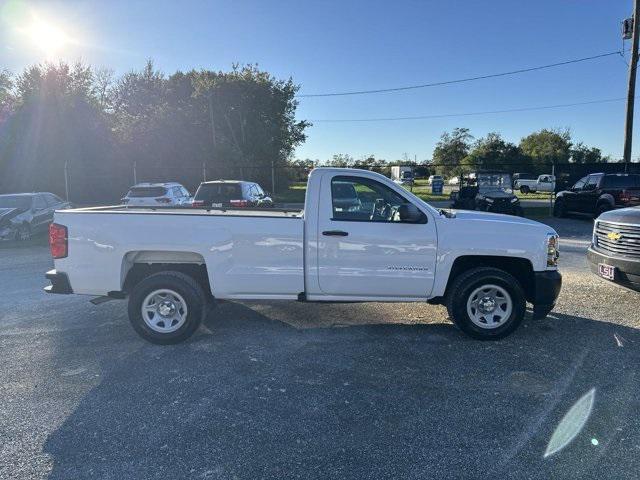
[[122, 183, 191, 207]]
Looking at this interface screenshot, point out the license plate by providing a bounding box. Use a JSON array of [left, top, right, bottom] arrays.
[[598, 263, 615, 280], [211, 203, 223, 208]]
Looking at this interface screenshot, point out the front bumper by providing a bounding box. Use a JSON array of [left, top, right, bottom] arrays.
[[587, 247, 640, 292], [44, 269, 73, 294], [532, 270, 562, 319]]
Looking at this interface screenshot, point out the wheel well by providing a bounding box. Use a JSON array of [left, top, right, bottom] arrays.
[[444, 256, 535, 302], [122, 262, 212, 297]]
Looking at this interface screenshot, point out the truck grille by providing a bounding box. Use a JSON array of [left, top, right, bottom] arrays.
[[595, 221, 640, 258]]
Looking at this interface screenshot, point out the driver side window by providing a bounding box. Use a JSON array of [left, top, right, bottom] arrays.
[[572, 176, 587, 191], [331, 176, 421, 223]]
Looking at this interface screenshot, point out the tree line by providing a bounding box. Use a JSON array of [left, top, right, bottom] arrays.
[[0, 61, 309, 201]]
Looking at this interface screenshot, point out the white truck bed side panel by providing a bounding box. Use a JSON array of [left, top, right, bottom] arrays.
[[53, 211, 304, 298]]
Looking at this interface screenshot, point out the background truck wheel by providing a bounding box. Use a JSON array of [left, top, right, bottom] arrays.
[[446, 267, 526, 340], [127, 271, 207, 344], [595, 202, 611, 218], [520, 185, 530, 194], [553, 199, 566, 218]]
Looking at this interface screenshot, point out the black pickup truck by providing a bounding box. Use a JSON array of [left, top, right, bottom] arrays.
[[588, 206, 640, 292], [554, 173, 640, 218]]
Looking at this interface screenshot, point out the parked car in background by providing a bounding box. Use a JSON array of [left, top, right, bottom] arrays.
[[450, 171, 523, 216], [512, 173, 536, 188], [191, 180, 273, 208], [391, 166, 414, 186], [554, 173, 640, 218], [0, 192, 72, 241], [122, 182, 191, 207], [514, 174, 555, 194], [588, 206, 640, 292]]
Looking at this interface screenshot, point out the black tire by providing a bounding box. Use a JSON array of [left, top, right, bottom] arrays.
[[553, 199, 566, 218], [16, 223, 31, 241], [127, 271, 207, 344], [446, 267, 526, 340], [520, 186, 530, 194], [595, 203, 611, 218]]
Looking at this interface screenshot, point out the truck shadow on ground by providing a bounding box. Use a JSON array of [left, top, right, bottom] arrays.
[[43, 302, 640, 480]]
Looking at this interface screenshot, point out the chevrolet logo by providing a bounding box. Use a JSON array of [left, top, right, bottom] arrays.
[[607, 232, 622, 241]]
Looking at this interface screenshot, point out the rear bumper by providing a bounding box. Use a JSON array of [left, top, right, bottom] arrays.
[[44, 269, 73, 294], [532, 270, 562, 319], [587, 247, 640, 292]]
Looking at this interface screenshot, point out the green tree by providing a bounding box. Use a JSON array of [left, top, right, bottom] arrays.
[[432, 128, 474, 177], [519, 128, 572, 169], [570, 142, 607, 163], [463, 132, 523, 171]]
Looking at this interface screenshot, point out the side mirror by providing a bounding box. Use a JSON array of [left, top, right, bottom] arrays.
[[399, 203, 424, 223]]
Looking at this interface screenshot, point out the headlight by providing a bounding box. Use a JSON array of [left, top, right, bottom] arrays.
[[546, 233, 559, 267], [510, 197, 518, 203]]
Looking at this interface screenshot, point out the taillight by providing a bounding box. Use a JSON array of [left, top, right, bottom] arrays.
[[49, 223, 68, 259], [191, 200, 205, 208], [230, 199, 249, 207], [620, 191, 632, 203]]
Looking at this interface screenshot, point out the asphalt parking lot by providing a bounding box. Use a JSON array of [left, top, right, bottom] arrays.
[[1, 216, 639, 479]]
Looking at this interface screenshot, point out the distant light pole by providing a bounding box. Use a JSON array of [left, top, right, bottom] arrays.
[[622, 0, 640, 172]]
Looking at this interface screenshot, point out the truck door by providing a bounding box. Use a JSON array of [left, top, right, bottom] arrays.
[[578, 174, 602, 213], [317, 174, 437, 298]]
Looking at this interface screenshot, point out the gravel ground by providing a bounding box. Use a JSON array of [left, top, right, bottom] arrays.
[[1, 216, 639, 479]]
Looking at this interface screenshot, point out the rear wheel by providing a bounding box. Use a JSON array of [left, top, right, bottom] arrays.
[[520, 186, 530, 194], [446, 267, 526, 340], [128, 271, 207, 344]]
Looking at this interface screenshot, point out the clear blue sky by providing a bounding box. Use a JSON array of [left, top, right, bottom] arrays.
[[0, 0, 635, 161]]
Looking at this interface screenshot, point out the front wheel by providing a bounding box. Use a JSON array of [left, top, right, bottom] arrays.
[[446, 267, 526, 340], [553, 199, 566, 218], [128, 271, 207, 344], [520, 186, 530, 194]]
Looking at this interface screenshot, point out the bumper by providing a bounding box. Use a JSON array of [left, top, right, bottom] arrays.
[[587, 247, 640, 292], [44, 269, 73, 294], [532, 270, 562, 319]]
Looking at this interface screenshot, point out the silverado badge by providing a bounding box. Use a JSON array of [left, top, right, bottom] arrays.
[[607, 231, 622, 242]]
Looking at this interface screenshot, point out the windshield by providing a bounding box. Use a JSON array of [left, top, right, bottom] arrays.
[[0, 195, 32, 210], [477, 173, 513, 192], [194, 183, 243, 202]]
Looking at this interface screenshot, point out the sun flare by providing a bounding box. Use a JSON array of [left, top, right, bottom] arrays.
[[27, 19, 69, 55]]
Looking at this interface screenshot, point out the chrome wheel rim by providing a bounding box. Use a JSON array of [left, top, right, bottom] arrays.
[[141, 289, 188, 333], [466, 284, 512, 329]]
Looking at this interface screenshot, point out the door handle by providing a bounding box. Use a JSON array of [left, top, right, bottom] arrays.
[[322, 230, 349, 237]]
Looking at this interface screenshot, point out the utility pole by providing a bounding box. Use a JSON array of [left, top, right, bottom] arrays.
[[623, 0, 640, 172]]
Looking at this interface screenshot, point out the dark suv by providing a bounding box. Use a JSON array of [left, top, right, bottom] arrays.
[[191, 180, 273, 208], [554, 173, 640, 218]]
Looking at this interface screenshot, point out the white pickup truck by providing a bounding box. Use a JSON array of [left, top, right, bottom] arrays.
[[515, 174, 556, 194], [45, 168, 562, 344]]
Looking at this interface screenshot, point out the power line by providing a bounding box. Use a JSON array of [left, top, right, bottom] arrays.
[[297, 51, 622, 98], [309, 97, 627, 123]]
